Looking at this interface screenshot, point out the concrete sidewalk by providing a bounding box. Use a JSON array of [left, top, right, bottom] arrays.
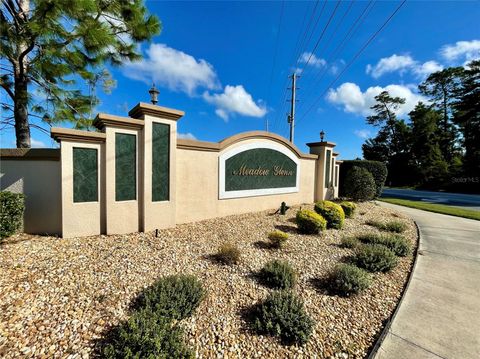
[[373, 202, 480, 359]]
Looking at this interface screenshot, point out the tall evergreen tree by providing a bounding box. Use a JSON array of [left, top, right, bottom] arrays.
[[453, 60, 480, 180], [1, 0, 160, 148]]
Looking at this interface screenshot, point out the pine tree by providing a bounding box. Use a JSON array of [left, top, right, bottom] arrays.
[[1, 0, 160, 147]]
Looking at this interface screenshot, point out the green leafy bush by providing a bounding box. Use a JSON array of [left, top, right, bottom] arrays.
[[268, 230, 289, 248], [340, 201, 357, 218], [340, 236, 360, 249], [103, 308, 193, 359], [295, 209, 327, 234], [134, 274, 205, 320], [366, 220, 407, 233], [314, 200, 345, 229], [352, 244, 398, 272], [339, 160, 387, 198], [0, 191, 25, 239], [251, 291, 314, 345], [216, 243, 241, 265], [259, 260, 296, 289], [343, 167, 376, 202], [356, 233, 410, 257], [328, 264, 372, 296]]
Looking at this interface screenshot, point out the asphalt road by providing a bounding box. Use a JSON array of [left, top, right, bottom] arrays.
[[381, 188, 480, 211]]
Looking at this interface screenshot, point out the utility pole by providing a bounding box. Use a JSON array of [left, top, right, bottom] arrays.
[[288, 73, 298, 143]]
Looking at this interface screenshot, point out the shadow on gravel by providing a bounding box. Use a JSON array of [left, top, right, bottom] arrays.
[[252, 240, 275, 250], [274, 224, 297, 234]]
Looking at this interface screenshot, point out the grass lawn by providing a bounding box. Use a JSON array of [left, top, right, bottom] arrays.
[[379, 197, 480, 221]]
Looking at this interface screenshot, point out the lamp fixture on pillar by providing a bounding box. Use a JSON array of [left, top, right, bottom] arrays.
[[320, 130, 325, 142], [149, 83, 159, 105]]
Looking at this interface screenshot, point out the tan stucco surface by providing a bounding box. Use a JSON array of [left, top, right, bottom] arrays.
[[0, 159, 61, 235]]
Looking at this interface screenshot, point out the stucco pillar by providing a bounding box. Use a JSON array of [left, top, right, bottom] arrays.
[[307, 140, 337, 201]]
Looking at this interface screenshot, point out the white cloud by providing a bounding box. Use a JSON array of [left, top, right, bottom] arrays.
[[299, 52, 326, 68], [327, 82, 427, 117], [203, 85, 267, 121], [177, 132, 197, 140], [413, 60, 443, 77], [354, 129, 371, 139], [31, 138, 47, 148], [366, 54, 416, 78], [123, 43, 220, 95], [440, 40, 480, 62]]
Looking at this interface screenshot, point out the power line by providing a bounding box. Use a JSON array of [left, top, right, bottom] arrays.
[[296, 0, 406, 126], [264, 0, 285, 132]]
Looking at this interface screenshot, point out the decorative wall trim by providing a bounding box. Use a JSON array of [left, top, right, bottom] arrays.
[[93, 113, 144, 130], [129, 102, 184, 120], [51, 128, 106, 143], [0, 148, 60, 161], [219, 141, 300, 199]]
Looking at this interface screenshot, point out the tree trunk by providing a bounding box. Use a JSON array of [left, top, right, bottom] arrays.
[[14, 73, 31, 148]]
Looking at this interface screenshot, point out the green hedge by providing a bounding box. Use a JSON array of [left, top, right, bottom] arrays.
[[342, 167, 376, 201], [340, 160, 387, 198], [0, 191, 25, 239]]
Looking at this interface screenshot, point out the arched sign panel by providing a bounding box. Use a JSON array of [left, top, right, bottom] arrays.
[[219, 141, 300, 199]]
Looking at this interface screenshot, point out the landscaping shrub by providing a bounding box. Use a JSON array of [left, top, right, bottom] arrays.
[[216, 243, 241, 265], [339, 160, 387, 198], [340, 236, 360, 249], [352, 244, 398, 272], [103, 308, 193, 359], [314, 200, 345, 229], [340, 201, 356, 218], [134, 274, 205, 320], [342, 167, 376, 202], [268, 230, 289, 248], [366, 220, 407, 233], [328, 264, 372, 296], [259, 260, 296, 289], [0, 191, 25, 239], [251, 291, 314, 345], [295, 209, 327, 234], [356, 233, 410, 257]]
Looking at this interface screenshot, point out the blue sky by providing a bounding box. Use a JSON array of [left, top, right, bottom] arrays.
[[2, 0, 480, 159]]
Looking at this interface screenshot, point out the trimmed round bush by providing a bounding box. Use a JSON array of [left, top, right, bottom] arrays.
[[259, 260, 296, 289], [339, 160, 388, 198], [134, 274, 205, 320], [251, 291, 314, 345], [340, 201, 356, 218], [356, 233, 410, 257], [268, 230, 289, 248], [352, 244, 398, 272], [329, 263, 372, 296], [216, 243, 241, 265], [314, 200, 345, 229], [295, 209, 327, 234], [103, 308, 193, 358], [0, 191, 25, 239], [343, 166, 376, 202], [340, 236, 360, 249]]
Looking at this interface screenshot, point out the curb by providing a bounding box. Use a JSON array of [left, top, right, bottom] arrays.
[[366, 219, 422, 359]]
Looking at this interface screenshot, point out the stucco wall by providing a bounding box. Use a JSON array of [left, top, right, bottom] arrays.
[[0, 159, 61, 235], [175, 138, 317, 224]]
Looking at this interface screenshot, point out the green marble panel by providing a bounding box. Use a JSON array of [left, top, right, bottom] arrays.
[[73, 147, 98, 203], [325, 150, 331, 187], [225, 148, 297, 191], [152, 123, 170, 201], [115, 133, 136, 201], [335, 165, 338, 187]]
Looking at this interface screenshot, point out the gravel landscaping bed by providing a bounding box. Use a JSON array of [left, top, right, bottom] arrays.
[[0, 202, 417, 358]]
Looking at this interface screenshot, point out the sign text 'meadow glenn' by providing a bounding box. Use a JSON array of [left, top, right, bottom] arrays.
[[232, 164, 293, 177]]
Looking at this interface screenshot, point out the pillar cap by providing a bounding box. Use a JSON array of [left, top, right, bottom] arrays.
[[306, 141, 336, 148], [128, 102, 184, 120], [93, 113, 144, 130], [51, 127, 106, 143]]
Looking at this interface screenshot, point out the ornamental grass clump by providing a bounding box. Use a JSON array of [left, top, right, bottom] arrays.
[[259, 260, 296, 289], [216, 243, 241, 265], [314, 200, 345, 229], [103, 308, 193, 359], [356, 233, 410, 257], [328, 263, 372, 296], [251, 291, 314, 345], [268, 230, 289, 249], [352, 244, 398, 272], [366, 220, 407, 233], [340, 236, 360, 249], [340, 201, 357, 218], [134, 274, 205, 320], [295, 209, 327, 234]]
